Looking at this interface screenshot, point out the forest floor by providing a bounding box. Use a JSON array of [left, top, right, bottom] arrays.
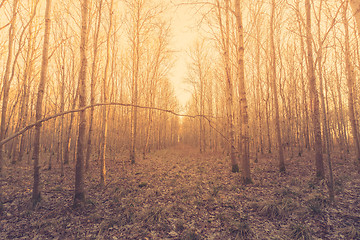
[[1, 144, 360, 239]]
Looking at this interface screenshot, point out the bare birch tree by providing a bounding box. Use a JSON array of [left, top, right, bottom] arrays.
[[99, 0, 114, 187], [74, 0, 89, 207], [270, 0, 285, 172], [86, 0, 103, 172], [32, 0, 52, 205], [305, 0, 325, 178], [235, 0, 251, 182], [344, 0, 360, 162], [0, 0, 19, 175]]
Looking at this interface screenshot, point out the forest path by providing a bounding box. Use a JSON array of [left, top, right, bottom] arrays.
[[1, 145, 360, 239]]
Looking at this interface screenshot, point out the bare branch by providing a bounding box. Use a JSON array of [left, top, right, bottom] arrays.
[[0, 102, 229, 147]]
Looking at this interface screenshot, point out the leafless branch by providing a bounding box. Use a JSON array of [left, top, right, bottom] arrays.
[[0, 102, 229, 147]]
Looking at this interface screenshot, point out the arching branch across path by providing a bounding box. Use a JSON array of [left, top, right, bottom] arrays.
[[0, 102, 231, 148]]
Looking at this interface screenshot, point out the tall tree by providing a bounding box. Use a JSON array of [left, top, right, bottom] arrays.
[[74, 0, 89, 207], [316, 0, 334, 200], [86, 0, 103, 172], [235, 0, 251, 182], [270, 0, 285, 172], [99, 0, 114, 187], [295, 0, 311, 151], [344, 1, 360, 162], [216, 0, 239, 172], [188, 40, 209, 153], [32, 0, 52, 205], [129, 0, 141, 164], [343, 1, 360, 161], [305, 0, 325, 178], [14, 0, 39, 164], [0, 0, 19, 175]]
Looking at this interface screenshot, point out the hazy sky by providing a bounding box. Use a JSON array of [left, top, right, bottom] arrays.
[[168, 1, 200, 108]]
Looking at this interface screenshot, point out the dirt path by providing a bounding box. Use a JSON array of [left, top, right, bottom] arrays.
[[1, 145, 360, 239]]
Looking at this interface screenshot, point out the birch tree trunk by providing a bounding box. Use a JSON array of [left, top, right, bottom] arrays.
[[74, 0, 89, 207], [270, 0, 285, 172], [59, 63, 65, 177], [317, 0, 334, 200], [295, 1, 311, 151], [130, 1, 141, 164], [86, 0, 103, 172], [0, 0, 19, 175], [305, 0, 325, 179], [216, 0, 239, 173], [99, 0, 114, 187], [235, 0, 251, 182], [32, 0, 51, 205], [13, 1, 37, 164], [344, 1, 360, 162]]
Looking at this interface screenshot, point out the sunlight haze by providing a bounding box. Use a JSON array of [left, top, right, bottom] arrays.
[[169, 1, 200, 108]]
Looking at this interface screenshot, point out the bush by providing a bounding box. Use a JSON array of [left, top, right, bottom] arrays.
[[289, 223, 312, 240], [277, 187, 299, 198], [229, 218, 253, 239], [306, 195, 326, 215], [138, 182, 148, 188], [260, 201, 284, 219], [175, 219, 186, 232], [280, 198, 299, 212], [181, 228, 201, 240], [211, 184, 222, 197], [343, 225, 360, 239], [118, 205, 136, 225]]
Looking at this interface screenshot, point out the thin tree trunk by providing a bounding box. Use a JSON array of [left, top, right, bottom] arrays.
[[143, 43, 161, 158], [217, 0, 239, 173], [59, 64, 65, 177], [130, 3, 140, 164], [334, 30, 348, 156], [99, 0, 113, 187], [305, 0, 325, 179], [296, 3, 311, 150], [270, 0, 285, 172], [317, 0, 334, 200], [344, 1, 360, 162], [74, 0, 89, 207], [235, 0, 251, 181], [255, 13, 264, 155], [86, 0, 103, 172], [32, 0, 51, 206], [0, 0, 19, 175]]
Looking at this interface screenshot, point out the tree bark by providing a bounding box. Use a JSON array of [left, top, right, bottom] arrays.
[[99, 0, 113, 187], [86, 0, 103, 172], [74, 0, 89, 207], [32, 0, 51, 206], [235, 0, 251, 182], [130, 1, 141, 164], [305, 0, 325, 179], [216, 0, 239, 173], [0, 0, 19, 175], [344, 1, 360, 162], [270, 0, 285, 172]]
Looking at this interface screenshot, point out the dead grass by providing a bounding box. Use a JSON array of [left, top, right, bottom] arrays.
[[343, 225, 360, 239], [289, 223, 313, 240], [0, 145, 359, 239]]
